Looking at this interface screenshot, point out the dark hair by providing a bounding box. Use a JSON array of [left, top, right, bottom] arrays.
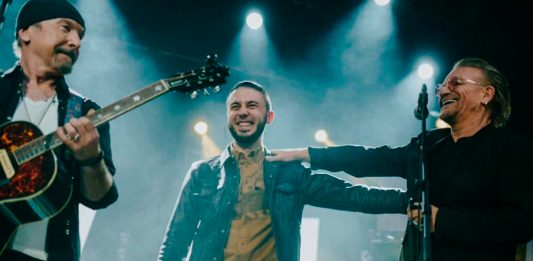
[[453, 58, 511, 128], [228, 80, 273, 111]]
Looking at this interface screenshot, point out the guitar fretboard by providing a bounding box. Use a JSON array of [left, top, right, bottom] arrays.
[[12, 80, 173, 165]]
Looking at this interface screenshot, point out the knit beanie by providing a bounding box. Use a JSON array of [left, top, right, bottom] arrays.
[[15, 0, 85, 33]]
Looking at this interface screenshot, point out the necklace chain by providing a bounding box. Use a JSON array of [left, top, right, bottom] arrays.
[[19, 82, 57, 127]]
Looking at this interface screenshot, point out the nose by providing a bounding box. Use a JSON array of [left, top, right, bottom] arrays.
[[236, 107, 249, 117], [67, 31, 82, 49], [238, 109, 248, 115]]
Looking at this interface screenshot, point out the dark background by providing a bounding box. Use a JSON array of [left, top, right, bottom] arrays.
[[1, 0, 532, 260]]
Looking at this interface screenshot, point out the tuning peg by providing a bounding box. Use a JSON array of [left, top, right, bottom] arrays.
[[213, 86, 221, 93], [190, 91, 198, 99], [203, 89, 210, 96]]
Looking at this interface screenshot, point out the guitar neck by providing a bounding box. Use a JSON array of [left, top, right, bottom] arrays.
[[13, 80, 173, 165], [90, 80, 172, 127]]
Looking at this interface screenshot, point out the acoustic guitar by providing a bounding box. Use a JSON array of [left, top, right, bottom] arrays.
[[0, 54, 229, 254]]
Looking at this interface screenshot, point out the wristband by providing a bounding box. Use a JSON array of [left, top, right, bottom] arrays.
[[77, 151, 104, 167]]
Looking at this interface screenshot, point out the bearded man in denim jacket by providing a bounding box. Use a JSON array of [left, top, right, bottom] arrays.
[[158, 81, 407, 261]]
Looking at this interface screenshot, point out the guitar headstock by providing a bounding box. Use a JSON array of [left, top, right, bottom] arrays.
[[165, 54, 230, 98]]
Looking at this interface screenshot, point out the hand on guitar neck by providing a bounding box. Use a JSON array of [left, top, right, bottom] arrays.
[[57, 109, 102, 163]]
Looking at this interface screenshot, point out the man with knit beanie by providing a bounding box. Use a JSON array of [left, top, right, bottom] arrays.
[[0, 1, 118, 260]]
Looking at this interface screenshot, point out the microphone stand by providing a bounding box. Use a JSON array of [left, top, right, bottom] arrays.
[[413, 84, 432, 261], [0, 0, 12, 33]]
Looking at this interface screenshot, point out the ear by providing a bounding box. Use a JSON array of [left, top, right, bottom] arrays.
[[18, 28, 31, 44], [266, 110, 275, 124], [482, 85, 496, 105]]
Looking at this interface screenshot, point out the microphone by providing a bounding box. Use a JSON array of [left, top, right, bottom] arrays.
[[414, 84, 429, 120]]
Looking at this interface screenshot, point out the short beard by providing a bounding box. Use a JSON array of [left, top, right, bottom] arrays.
[[229, 114, 267, 147], [54, 48, 77, 75], [438, 111, 457, 127], [57, 63, 74, 75]]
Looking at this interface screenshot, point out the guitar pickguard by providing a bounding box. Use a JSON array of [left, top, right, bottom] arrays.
[[0, 122, 53, 202]]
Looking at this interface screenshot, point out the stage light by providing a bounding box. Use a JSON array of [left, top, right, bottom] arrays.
[[417, 63, 434, 80], [194, 121, 208, 135], [192, 121, 220, 158], [246, 12, 263, 30], [314, 129, 328, 143], [374, 0, 391, 6], [314, 129, 336, 146]]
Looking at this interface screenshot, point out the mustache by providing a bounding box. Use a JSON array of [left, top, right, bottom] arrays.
[[55, 47, 78, 62]]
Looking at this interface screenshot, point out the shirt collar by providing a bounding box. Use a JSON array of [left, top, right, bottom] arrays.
[[230, 143, 265, 163]]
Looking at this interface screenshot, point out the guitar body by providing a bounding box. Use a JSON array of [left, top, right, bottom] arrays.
[[0, 121, 73, 255]]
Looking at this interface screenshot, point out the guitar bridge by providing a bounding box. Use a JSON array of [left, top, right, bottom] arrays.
[[0, 149, 15, 182]]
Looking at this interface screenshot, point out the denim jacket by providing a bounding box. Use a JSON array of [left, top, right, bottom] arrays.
[[158, 147, 407, 261]]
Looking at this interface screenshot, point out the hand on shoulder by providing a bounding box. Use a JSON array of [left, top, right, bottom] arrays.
[[266, 148, 310, 163]]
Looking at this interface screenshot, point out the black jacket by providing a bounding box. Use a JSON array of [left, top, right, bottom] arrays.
[[158, 146, 407, 261], [0, 64, 118, 261], [308, 126, 533, 261]]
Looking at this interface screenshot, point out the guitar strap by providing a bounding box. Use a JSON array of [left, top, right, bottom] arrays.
[[55, 90, 85, 174], [64, 92, 84, 123], [58, 91, 84, 169]]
